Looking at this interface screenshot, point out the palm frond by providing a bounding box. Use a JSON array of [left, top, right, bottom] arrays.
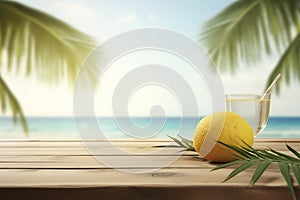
[[291, 164, 300, 188], [200, 0, 300, 73], [0, 75, 28, 134], [223, 160, 257, 182], [213, 141, 300, 200], [250, 159, 272, 186], [211, 159, 243, 171], [217, 140, 256, 159], [0, 1, 97, 85], [167, 135, 195, 151], [266, 31, 300, 93], [287, 144, 300, 159], [279, 162, 296, 200], [0, 1, 98, 134]]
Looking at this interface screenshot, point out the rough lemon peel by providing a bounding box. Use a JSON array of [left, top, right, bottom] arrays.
[[193, 111, 254, 162]]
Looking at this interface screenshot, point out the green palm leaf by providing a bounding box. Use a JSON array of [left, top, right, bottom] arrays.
[[214, 142, 300, 200], [279, 162, 296, 200], [200, 0, 300, 91], [250, 159, 271, 186], [0, 1, 97, 133], [266, 32, 300, 92], [270, 148, 300, 162], [217, 140, 256, 159], [291, 164, 300, 188], [0, 1, 97, 84], [287, 144, 300, 159], [223, 160, 257, 182], [211, 159, 243, 171], [0, 75, 28, 134], [167, 135, 195, 151]]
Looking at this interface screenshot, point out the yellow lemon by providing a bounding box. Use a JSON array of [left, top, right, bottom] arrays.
[[193, 112, 254, 162]]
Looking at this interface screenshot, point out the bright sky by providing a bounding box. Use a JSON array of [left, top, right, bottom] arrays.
[[4, 0, 300, 116]]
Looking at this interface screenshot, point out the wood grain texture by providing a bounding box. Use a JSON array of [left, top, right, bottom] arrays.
[[0, 139, 299, 200]]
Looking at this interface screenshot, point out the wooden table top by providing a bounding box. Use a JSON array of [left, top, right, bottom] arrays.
[[0, 138, 299, 200]]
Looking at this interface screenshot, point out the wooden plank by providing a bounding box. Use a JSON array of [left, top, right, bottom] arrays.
[[0, 140, 173, 147], [0, 168, 289, 187], [0, 147, 300, 157], [0, 148, 198, 156], [0, 139, 300, 156], [0, 154, 287, 169], [0, 155, 209, 169]]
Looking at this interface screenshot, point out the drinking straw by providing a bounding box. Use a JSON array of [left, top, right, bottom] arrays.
[[260, 73, 281, 100]]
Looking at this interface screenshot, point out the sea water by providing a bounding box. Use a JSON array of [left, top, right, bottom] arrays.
[[0, 117, 299, 139]]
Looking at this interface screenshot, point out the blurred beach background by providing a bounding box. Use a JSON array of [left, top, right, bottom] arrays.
[[1, 0, 300, 139]]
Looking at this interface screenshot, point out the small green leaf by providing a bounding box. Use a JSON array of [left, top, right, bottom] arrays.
[[250, 159, 272, 187], [291, 164, 300, 188], [214, 144, 244, 160], [0, 76, 28, 134], [217, 141, 255, 159], [168, 135, 195, 151], [168, 135, 184, 147], [255, 149, 279, 160], [224, 160, 257, 182], [240, 140, 255, 150], [270, 149, 300, 163], [287, 144, 300, 159], [178, 135, 193, 149], [279, 162, 296, 200], [212, 159, 243, 171]]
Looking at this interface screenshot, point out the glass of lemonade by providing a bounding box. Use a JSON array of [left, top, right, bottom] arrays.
[[226, 93, 271, 136]]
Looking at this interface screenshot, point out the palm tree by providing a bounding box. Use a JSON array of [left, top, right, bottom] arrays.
[[0, 1, 96, 134], [200, 0, 300, 92]]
